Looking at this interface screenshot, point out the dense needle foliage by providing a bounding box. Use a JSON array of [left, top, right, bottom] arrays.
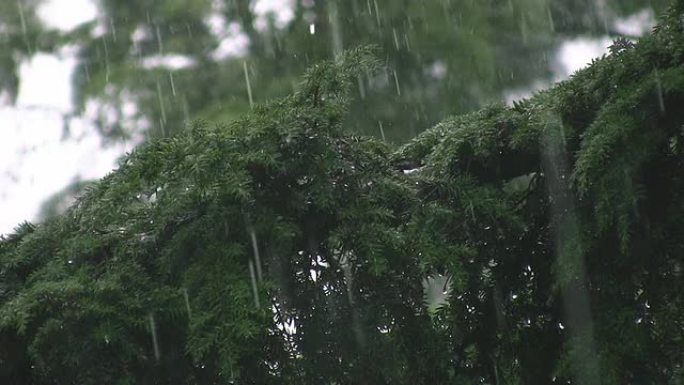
[[1, 2, 684, 384]]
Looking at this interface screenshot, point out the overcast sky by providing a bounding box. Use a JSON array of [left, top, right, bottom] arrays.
[[0, 0, 139, 235], [0, 0, 655, 235]]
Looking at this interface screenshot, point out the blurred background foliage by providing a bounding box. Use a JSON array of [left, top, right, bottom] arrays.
[[1, 0, 670, 144]]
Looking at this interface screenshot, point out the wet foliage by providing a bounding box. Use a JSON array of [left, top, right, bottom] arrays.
[[2, 3, 684, 384]]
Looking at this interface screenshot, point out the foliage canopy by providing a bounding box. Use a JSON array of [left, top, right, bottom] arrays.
[[2, 3, 684, 384]]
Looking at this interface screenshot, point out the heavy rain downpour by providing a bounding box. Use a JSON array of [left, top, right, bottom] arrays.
[[1, 0, 683, 384]]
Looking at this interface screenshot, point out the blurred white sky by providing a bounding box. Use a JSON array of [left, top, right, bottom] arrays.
[[37, 0, 97, 30], [0, 0, 656, 235], [0, 0, 136, 235]]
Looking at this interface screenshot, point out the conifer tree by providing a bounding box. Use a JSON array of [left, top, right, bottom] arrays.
[[2, 2, 684, 384]]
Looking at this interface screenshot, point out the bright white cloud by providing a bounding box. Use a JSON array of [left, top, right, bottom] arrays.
[[614, 8, 656, 37], [0, 108, 136, 235], [555, 8, 656, 78], [504, 7, 656, 105], [38, 0, 97, 31], [253, 0, 295, 31], [504, 38, 612, 105], [16, 50, 76, 112], [205, 13, 228, 37], [212, 23, 251, 60], [1, 28, 137, 235], [204, 1, 251, 61], [141, 55, 197, 70], [556, 37, 614, 78]]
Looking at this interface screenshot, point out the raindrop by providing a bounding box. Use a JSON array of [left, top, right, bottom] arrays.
[[103, 39, 110, 82], [392, 28, 400, 50], [558, 322, 565, 330], [155, 24, 163, 54], [309, 23, 315, 35], [243, 61, 254, 108], [654, 68, 665, 113], [169, 72, 177, 97], [183, 287, 192, 318], [329, 1, 342, 55], [249, 228, 263, 282], [17, 1, 27, 37], [547, 7, 555, 32], [248, 260, 260, 308], [373, 0, 381, 27], [149, 313, 160, 361], [393, 70, 401, 96], [156, 80, 166, 135], [16, 0, 32, 54], [378, 121, 386, 141], [83, 63, 91, 83], [109, 18, 117, 41], [519, 15, 528, 45], [182, 96, 190, 126], [357, 75, 366, 99]]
